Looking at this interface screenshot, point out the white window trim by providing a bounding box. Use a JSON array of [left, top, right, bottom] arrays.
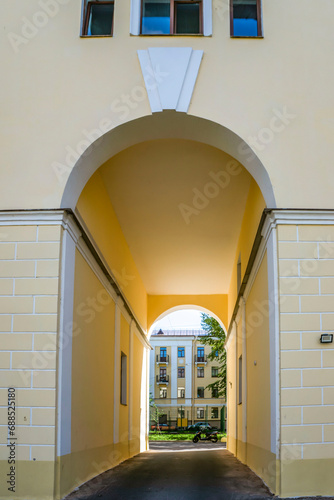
[[130, 0, 212, 36]]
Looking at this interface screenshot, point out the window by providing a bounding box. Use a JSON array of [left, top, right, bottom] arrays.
[[178, 367, 185, 378], [178, 387, 185, 398], [178, 407, 185, 417], [178, 347, 185, 358], [211, 407, 219, 419], [160, 387, 167, 398], [197, 346, 204, 361], [160, 347, 167, 361], [211, 386, 218, 398], [141, 0, 203, 35], [197, 367, 204, 378], [211, 367, 218, 378], [120, 352, 127, 405], [230, 0, 262, 37], [197, 387, 204, 398], [237, 254, 242, 292], [82, 1, 114, 36], [212, 348, 219, 357], [238, 355, 242, 404], [197, 407, 204, 419], [160, 367, 167, 381]]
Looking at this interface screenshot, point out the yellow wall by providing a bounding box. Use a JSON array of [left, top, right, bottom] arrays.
[[76, 171, 147, 329], [57, 249, 116, 497], [131, 334, 144, 455], [147, 294, 228, 332], [119, 314, 130, 455], [245, 252, 275, 492], [226, 330, 237, 456], [2, 1, 334, 210], [228, 180, 266, 322]]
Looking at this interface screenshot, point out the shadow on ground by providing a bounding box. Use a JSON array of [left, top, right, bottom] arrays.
[[64, 442, 334, 500]]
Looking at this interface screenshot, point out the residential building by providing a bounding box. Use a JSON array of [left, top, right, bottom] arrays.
[[150, 329, 225, 428]]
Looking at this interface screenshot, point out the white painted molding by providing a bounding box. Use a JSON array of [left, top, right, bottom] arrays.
[[266, 228, 281, 459], [0, 210, 66, 225], [57, 217, 76, 457], [264, 210, 334, 231], [130, 0, 141, 35], [203, 0, 213, 36], [137, 47, 203, 113]]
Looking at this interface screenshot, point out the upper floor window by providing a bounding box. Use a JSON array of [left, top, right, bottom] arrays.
[[211, 367, 218, 378], [141, 0, 203, 35], [230, 0, 262, 37], [197, 387, 204, 398], [82, 1, 114, 36], [178, 367, 185, 378], [211, 386, 219, 398], [197, 346, 204, 359], [160, 347, 167, 360], [178, 347, 185, 358]]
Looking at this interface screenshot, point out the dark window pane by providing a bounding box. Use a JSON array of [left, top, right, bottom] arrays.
[[175, 3, 200, 34], [142, 0, 170, 34], [87, 3, 114, 36], [233, 0, 258, 37]]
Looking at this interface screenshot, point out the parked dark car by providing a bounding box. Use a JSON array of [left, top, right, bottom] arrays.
[[187, 422, 216, 431]]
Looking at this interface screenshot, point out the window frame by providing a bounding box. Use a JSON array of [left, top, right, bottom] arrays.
[[178, 347, 185, 358], [82, 0, 115, 37], [230, 0, 262, 38], [120, 352, 127, 405], [197, 407, 204, 419], [140, 0, 203, 35], [211, 386, 219, 398], [197, 386, 204, 398], [211, 367, 218, 378], [238, 355, 243, 404], [160, 387, 167, 398], [177, 387, 185, 398], [178, 367, 185, 378], [197, 367, 204, 378], [211, 407, 219, 419]]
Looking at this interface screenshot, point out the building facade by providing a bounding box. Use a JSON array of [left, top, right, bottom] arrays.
[[1, 1, 334, 498], [150, 329, 225, 428]]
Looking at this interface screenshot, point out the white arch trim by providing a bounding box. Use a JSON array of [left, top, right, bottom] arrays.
[[148, 304, 228, 339], [61, 112, 276, 210]]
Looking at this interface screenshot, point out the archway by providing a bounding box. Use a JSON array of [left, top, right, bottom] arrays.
[[61, 112, 276, 210], [56, 110, 278, 498], [149, 307, 226, 433], [148, 304, 227, 337]]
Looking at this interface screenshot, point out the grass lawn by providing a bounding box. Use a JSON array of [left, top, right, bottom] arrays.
[[149, 431, 227, 441]]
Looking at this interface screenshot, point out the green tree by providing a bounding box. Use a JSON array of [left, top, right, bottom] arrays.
[[149, 392, 164, 431], [200, 313, 226, 399]]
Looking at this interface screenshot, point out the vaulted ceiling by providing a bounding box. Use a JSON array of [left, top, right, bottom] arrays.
[[98, 139, 253, 295]]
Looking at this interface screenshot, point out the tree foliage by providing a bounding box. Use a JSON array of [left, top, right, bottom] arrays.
[[149, 392, 164, 431], [200, 313, 226, 399]]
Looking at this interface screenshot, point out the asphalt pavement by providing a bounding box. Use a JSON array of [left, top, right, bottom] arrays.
[[64, 442, 334, 500]]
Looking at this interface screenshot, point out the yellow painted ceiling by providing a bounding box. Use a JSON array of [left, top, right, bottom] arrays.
[[99, 139, 252, 294]]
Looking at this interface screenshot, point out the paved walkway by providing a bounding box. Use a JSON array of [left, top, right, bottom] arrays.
[[65, 442, 334, 500]]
